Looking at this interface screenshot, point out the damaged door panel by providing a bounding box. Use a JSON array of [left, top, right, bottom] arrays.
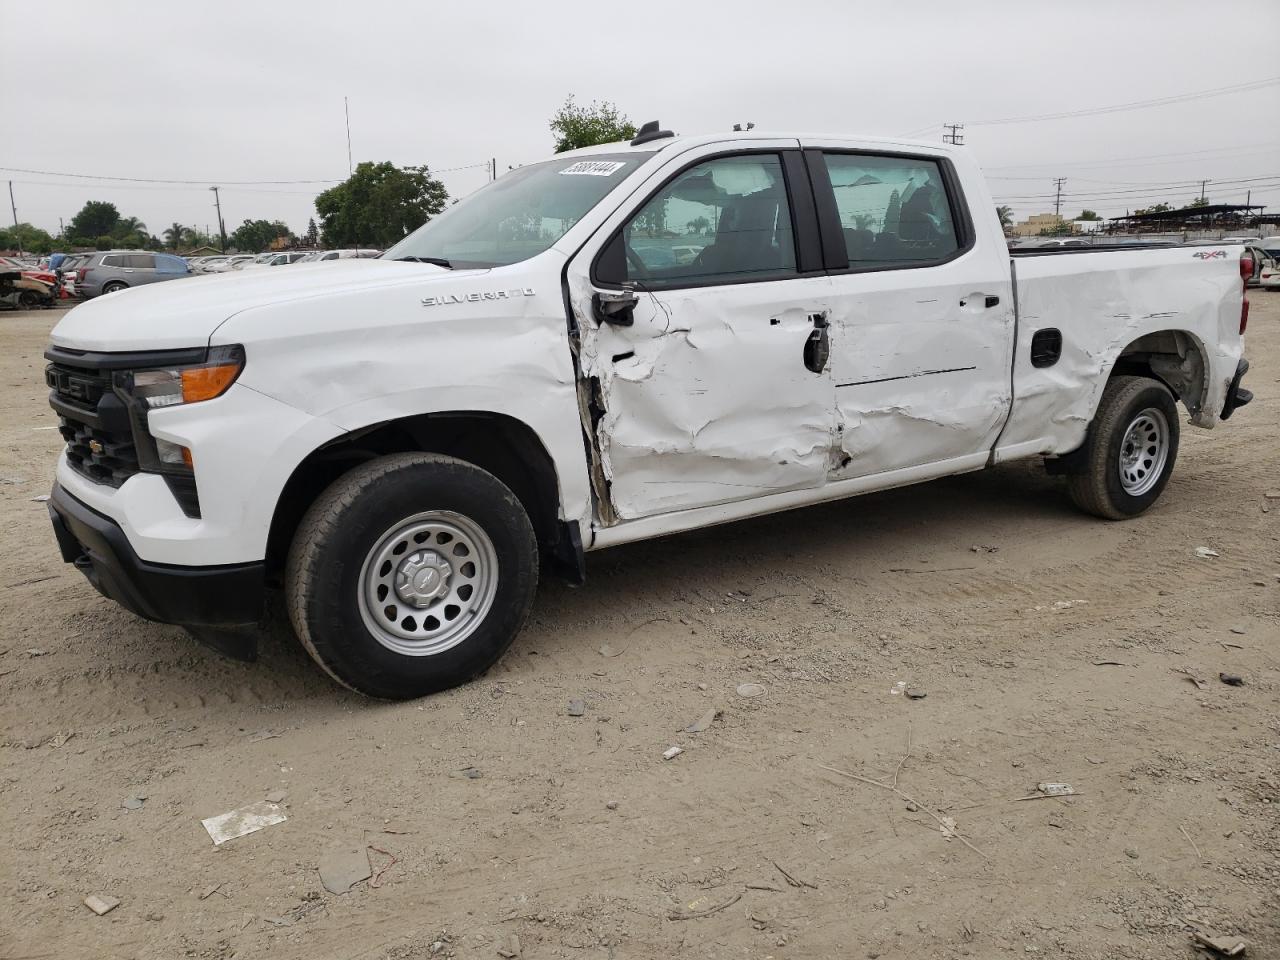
[[803, 147, 1016, 478], [568, 275, 837, 521], [565, 146, 839, 523]]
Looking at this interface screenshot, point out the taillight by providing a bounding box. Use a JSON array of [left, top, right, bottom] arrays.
[[1238, 252, 1251, 335], [78, 268, 90, 280]]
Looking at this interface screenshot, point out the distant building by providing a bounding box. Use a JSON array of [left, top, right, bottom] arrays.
[[1013, 213, 1067, 237]]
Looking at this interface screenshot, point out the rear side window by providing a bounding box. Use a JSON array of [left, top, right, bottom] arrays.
[[100, 254, 122, 267], [820, 153, 960, 267], [597, 153, 797, 288]]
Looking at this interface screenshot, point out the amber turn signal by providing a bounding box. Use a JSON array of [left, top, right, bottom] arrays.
[[181, 362, 241, 403]]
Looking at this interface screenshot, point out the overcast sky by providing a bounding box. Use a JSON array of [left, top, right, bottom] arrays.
[[3, 0, 1277, 238]]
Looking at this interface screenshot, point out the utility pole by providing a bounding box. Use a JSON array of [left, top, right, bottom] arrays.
[[209, 186, 227, 252], [942, 122, 965, 145], [1199, 179, 1210, 203], [344, 97, 353, 177], [8, 181, 21, 256], [491, 158, 496, 182], [1053, 178, 1067, 217]]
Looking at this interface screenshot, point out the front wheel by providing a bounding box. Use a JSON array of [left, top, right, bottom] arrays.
[[1066, 375, 1180, 520], [286, 453, 539, 699]]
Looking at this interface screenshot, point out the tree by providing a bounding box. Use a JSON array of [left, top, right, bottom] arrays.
[[0, 223, 56, 254], [1133, 203, 1172, 216], [314, 162, 448, 247], [163, 222, 186, 250], [1187, 196, 1209, 209], [68, 201, 120, 240], [995, 205, 1014, 228], [229, 218, 293, 252], [686, 216, 711, 236], [305, 217, 319, 247], [1075, 209, 1100, 221], [549, 96, 637, 153]]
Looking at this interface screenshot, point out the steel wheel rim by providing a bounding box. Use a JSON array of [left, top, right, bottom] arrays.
[[1117, 406, 1169, 496], [357, 510, 499, 657]]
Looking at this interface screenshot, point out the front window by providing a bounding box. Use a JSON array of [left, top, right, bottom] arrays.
[[596, 153, 797, 288], [383, 153, 650, 268]]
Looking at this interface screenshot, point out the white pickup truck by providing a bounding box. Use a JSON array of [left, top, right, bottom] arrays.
[[44, 123, 1254, 699]]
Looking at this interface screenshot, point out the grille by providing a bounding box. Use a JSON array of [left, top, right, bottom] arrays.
[[46, 363, 140, 488], [59, 418, 140, 487]]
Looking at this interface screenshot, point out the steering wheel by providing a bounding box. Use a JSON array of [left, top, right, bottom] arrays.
[[626, 246, 650, 278]]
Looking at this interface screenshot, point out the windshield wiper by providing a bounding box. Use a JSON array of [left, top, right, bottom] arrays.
[[395, 255, 453, 269]]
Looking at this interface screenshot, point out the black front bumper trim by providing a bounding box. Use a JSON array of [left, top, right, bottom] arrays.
[[48, 481, 264, 627]]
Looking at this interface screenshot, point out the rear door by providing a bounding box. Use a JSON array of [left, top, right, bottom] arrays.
[[802, 143, 1015, 478], [566, 143, 837, 522], [125, 253, 158, 283]]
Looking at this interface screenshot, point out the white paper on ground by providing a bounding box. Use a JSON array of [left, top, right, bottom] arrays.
[[201, 801, 287, 845]]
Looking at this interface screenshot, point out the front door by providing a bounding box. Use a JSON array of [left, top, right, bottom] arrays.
[[802, 145, 1015, 478], [566, 147, 836, 523]]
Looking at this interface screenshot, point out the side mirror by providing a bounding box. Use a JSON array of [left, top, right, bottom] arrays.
[[592, 288, 638, 327]]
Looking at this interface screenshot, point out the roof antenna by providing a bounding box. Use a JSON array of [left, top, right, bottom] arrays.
[[732, 122, 755, 132], [631, 120, 675, 146]]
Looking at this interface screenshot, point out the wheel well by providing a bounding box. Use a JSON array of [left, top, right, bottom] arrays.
[[1110, 330, 1209, 419], [265, 412, 573, 584]]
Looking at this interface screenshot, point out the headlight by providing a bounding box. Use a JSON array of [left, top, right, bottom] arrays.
[[112, 344, 245, 503], [118, 344, 245, 411]]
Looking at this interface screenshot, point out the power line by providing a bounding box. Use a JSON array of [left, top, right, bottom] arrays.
[[0, 161, 492, 185], [984, 140, 1280, 172], [966, 75, 1280, 127], [942, 123, 964, 145]]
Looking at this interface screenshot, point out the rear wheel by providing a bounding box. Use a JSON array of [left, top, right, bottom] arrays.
[[1066, 376, 1180, 520], [286, 453, 538, 699], [102, 281, 128, 295], [17, 290, 41, 308]]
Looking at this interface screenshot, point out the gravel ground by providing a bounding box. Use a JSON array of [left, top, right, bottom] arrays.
[[1, 295, 1277, 960]]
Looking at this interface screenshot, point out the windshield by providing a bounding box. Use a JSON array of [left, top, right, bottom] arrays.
[[384, 152, 649, 268]]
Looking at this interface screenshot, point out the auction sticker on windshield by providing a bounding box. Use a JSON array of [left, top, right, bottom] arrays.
[[559, 161, 626, 176]]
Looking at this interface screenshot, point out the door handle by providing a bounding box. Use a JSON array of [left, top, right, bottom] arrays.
[[803, 311, 829, 374], [984, 295, 1000, 308]]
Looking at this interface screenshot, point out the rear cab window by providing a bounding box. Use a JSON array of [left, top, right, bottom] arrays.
[[818, 153, 963, 268]]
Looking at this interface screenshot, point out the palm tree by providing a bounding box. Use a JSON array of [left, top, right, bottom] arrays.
[[116, 216, 147, 235], [996, 206, 1014, 229], [163, 222, 186, 250]]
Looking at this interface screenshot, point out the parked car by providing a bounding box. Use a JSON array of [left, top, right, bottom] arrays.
[[205, 255, 256, 274], [191, 256, 231, 273], [1259, 259, 1280, 290], [239, 251, 313, 269], [56, 253, 92, 296], [1243, 245, 1275, 287], [297, 249, 382, 262], [43, 125, 1253, 699], [1258, 236, 1280, 261], [0, 255, 58, 287], [73, 251, 192, 298]]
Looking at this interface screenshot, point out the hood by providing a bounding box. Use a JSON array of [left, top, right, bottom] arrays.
[[49, 259, 482, 352]]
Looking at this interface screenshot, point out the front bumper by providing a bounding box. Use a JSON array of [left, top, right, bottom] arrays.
[[48, 480, 264, 627]]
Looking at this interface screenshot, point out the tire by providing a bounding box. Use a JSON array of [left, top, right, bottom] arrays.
[[102, 281, 128, 294], [1066, 375, 1180, 520], [286, 453, 538, 699], [18, 290, 40, 308]]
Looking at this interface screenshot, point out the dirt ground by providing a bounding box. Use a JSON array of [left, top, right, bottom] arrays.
[[1, 294, 1277, 960]]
